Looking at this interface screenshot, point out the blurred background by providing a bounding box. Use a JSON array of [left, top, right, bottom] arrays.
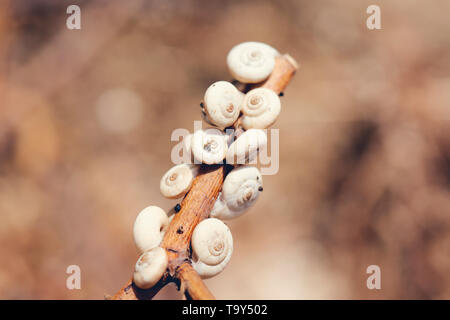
[[1, 0, 450, 299]]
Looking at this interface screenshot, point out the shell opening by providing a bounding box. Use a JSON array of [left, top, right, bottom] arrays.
[[204, 138, 218, 152]]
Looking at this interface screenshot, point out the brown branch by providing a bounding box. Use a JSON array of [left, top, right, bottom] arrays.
[[111, 54, 299, 300]]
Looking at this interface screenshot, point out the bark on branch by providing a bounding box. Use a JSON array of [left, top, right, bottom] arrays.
[[111, 54, 298, 300]]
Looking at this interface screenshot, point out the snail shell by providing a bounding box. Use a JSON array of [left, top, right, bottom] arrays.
[[133, 206, 169, 253], [210, 166, 263, 220], [191, 218, 233, 279], [226, 129, 267, 165], [191, 128, 228, 164], [227, 42, 279, 83], [241, 88, 281, 129], [203, 81, 244, 128], [133, 247, 168, 289], [160, 164, 198, 199]]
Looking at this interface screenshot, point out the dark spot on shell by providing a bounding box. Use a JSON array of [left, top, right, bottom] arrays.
[[177, 226, 184, 234]]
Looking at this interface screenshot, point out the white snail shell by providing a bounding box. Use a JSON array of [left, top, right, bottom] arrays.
[[227, 42, 279, 83], [160, 164, 198, 199], [241, 88, 281, 129], [133, 206, 169, 253], [201, 108, 216, 127], [191, 128, 228, 164], [191, 218, 233, 279], [210, 166, 263, 220], [133, 247, 168, 289], [226, 129, 267, 165], [203, 81, 244, 128]]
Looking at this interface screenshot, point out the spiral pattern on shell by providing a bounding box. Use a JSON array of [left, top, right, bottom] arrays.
[[210, 166, 263, 220], [133, 247, 168, 289], [160, 164, 198, 199], [133, 206, 169, 253], [191, 218, 233, 278], [227, 42, 279, 83], [191, 129, 228, 164], [203, 81, 243, 128]]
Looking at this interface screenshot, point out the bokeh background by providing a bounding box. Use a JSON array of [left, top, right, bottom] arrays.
[[1, 0, 450, 299]]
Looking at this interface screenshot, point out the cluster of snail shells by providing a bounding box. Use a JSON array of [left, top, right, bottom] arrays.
[[132, 42, 279, 288], [197, 42, 282, 165]]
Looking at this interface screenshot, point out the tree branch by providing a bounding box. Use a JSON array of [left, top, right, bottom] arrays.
[[111, 54, 298, 300]]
